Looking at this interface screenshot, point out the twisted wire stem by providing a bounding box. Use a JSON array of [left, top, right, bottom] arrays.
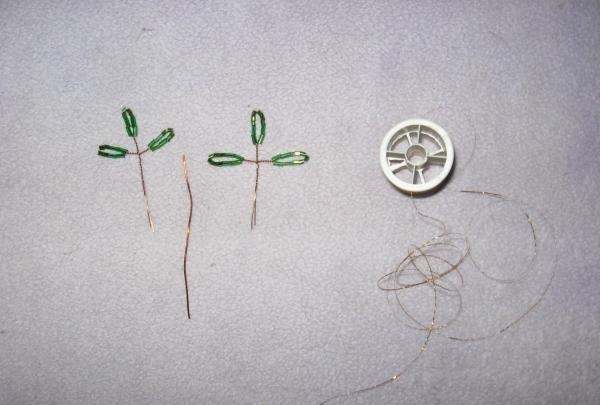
[[132, 137, 154, 232], [251, 144, 260, 229], [248, 144, 272, 230]]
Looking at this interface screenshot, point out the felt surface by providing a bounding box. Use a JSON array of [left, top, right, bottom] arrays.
[[1, 1, 599, 404]]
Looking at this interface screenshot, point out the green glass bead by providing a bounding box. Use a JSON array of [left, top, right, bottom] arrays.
[[208, 152, 244, 166], [250, 110, 266, 145], [271, 151, 309, 166], [147, 128, 175, 151], [121, 108, 137, 137], [98, 144, 128, 158]]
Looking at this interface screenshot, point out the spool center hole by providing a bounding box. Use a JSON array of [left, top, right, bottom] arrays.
[[406, 144, 427, 166]]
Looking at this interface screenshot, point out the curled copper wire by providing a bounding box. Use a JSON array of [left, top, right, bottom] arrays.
[[318, 190, 556, 404]]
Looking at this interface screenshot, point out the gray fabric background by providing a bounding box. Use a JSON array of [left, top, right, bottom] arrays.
[[1, 1, 599, 404]]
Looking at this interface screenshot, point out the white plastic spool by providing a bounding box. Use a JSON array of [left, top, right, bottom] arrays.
[[380, 119, 454, 194]]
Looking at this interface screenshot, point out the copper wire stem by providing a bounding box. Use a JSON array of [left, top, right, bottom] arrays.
[[250, 144, 261, 229], [245, 145, 274, 229], [132, 137, 154, 232], [182, 155, 193, 320]]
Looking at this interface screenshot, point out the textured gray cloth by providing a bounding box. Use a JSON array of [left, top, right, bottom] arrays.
[[1, 1, 599, 404]]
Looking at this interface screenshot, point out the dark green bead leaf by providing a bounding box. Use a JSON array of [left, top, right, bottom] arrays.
[[121, 108, 137, 137], [271, 151, 309, 166], [208, 152, 244, 166], [250, 110, 266, 145], [147, 128, 175, 152], [98, 144, 128, 158]]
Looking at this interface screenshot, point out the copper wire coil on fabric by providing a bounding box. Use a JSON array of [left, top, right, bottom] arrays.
[[318, 190, 557, 405]]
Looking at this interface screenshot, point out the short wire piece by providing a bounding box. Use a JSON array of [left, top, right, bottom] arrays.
[[207, 110, 309, 229], [182, 154, 193, 320], [97, 107, 175, 231]]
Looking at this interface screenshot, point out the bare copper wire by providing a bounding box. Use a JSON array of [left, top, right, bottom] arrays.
[[246, 144, 272, 230], [318, 190, 556, 404], [527, 213, 538, 251], [444, 190, 555, 341], [131, 137, 154, 232], [320, 235, 442, 405], [464, 193, 535, 284], [182, 154, 193, 320], [460, 189, 505, 198]]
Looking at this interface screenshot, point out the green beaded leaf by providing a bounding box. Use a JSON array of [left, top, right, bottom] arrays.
[[121, 108, 137, 137], [271, 151, 309, 166], [250, 110, 266, 145], [208, 152, 245, 166], [98, 144, 128, 158], [147, 128, 175, 152]]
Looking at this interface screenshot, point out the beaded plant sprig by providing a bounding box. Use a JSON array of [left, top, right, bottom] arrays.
[[208, 110, 309, 229], [97, 108, 175, 232]]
